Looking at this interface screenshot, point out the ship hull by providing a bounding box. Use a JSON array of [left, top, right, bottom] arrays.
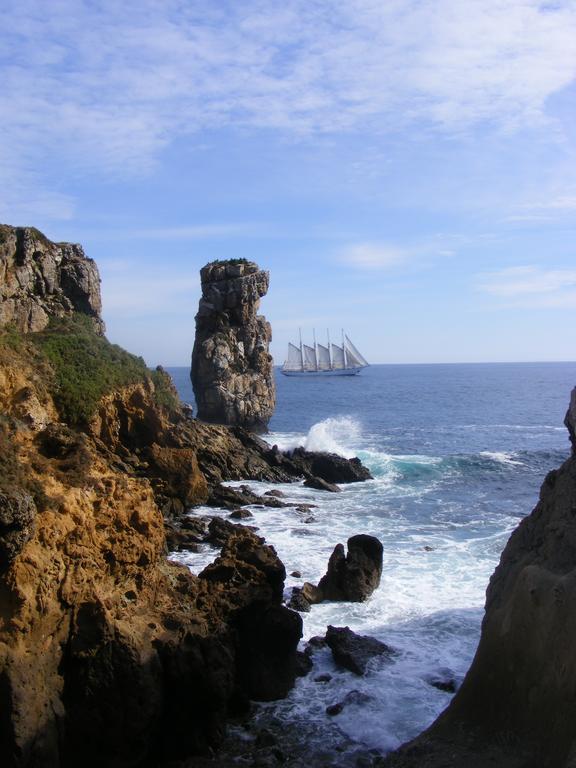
[[281, 367, 363, 377]]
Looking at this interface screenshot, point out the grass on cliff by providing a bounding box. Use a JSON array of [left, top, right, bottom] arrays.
[[27, 316, 179, 426]]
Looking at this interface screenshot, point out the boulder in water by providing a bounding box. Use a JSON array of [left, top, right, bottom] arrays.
[[288, 447, 373, 483], [304, 535, 383, 604], [325, 625, 395, 676]]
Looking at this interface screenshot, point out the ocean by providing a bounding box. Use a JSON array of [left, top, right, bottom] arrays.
[[167, 362, 576, 761]]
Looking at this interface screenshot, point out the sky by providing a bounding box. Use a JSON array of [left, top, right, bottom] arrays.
[[1, 0, 575, 365]]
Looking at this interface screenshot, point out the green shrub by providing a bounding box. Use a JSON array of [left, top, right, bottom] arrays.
[[150, 367, 180, 415], [0, 324, 24, 352], [31, 315, 163, 426]]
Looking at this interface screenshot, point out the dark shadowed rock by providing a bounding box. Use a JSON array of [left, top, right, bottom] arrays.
[[303, 476, 341, 493], [230, 509, 253, 520], [205, 516, 259, 549], [287, 587, 311, 613], [287, 447, 373, 483], [233, 603, 303, 700], [565, 386, 576, 453], [428, 677, 457, 694], [317, 535, 383, 602], [325, 626, 395, 676], [208, 484, 262, 509], [295, 650, 313, 677], [326, 690, 374, 717], [0, 224, 104, 334], [191, 260, 275, 433], [0, 489, 37, 567]]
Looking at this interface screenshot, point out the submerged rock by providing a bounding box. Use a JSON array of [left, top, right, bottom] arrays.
[[191, 260, 275, 433], [325, 625, 395, 676]]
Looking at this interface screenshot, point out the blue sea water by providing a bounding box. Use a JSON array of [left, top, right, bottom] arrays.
[[167, 362, 575, 760]]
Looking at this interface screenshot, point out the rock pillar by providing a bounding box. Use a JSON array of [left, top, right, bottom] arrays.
[[191, 260, 275, 433]]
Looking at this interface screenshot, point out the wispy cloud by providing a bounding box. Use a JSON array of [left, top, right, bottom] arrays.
[[1, 0, 576, 219], [339, 243, 410, 270], [506, 193, 576, 222], [477, 265, 576, 307]]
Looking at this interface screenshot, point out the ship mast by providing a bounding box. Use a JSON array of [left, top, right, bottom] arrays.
[[313, 328, 319, 371], [342, 328, 348, 369], [299, 327, 304, 372], [327, 329, 333, 370]]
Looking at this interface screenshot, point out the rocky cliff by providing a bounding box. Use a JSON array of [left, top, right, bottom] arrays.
[[381, 388, 576, 768], [191, 260, 275, 433], [0, 226, 373, 767], [0, 225, 104, 334], [0, 327, 302, 768]]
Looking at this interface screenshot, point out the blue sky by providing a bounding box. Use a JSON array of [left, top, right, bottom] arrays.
[[1, 0, 575, 365]]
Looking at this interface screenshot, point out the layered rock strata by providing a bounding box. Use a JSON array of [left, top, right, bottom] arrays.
[[191, 260, 275, 433], [0, 224, 104, 334], [381, 387, 576, 768]]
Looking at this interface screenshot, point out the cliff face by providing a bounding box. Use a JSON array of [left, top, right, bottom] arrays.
[[382, 387, 576, 768], [191, 260, 275, 433], [0, 225, 104, 334], [0, 228, 302, 768], [0, 340, 302, 768], [0, 226, 375, 767]]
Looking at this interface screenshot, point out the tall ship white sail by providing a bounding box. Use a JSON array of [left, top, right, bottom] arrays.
[[282, 331, 369, 376]]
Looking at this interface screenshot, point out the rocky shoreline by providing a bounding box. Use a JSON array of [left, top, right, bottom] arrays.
[[1, 224, 576, 768], [0, 226, 378, 767]]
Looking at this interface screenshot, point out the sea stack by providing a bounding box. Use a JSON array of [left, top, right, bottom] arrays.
[[0, 224, 104, 334], [191, 259, 275, 433]]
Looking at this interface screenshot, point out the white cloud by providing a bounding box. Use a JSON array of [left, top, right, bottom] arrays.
[[477, 265, 576, 307], [339, 243, 409, 269], [1, 0, 576, 219]]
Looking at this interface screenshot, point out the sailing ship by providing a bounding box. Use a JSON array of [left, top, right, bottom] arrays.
[[282, 331, 369, 376]]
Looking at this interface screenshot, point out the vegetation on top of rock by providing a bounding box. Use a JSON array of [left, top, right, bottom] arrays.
[[206, 258, 250, 267], [27, 315, 179, 426]]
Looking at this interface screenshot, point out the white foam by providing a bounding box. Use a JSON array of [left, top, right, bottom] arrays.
[[265, 416, 364, 458], [174, 424, 532, 760], [480, 451, 524, 466], [304, 416, 362, 457]]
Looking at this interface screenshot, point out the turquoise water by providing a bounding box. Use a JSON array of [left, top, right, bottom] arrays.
[[168, 362, 575, 758]]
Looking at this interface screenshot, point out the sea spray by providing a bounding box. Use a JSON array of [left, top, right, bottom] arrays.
[[168, 362, 575, 760]]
